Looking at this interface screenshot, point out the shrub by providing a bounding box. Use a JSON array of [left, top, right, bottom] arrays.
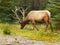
[[3, 27, 11, 35]]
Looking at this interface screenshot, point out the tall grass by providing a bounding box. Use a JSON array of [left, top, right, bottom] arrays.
[[0, 23, 60, 42]]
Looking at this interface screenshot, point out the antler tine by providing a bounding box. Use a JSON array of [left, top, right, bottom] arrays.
[[12, 6, 21, 21], [19, 7, 23, 14], [25, 6, 29, 11], [25, 8, 28, 11], [20, 7, 24, 11], [15, 6, 18, 12], [11, 10, 15, 13], [20, 7, 23, 9]]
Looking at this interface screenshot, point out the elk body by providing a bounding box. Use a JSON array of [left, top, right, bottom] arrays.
[[12, 7, 53, 32], [20, 10, 53, 32]]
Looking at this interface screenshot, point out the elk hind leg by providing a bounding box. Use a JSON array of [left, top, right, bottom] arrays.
[[49, 21, 53, 32], [45, 21, 49, 32], [44, 18, 49, 32]]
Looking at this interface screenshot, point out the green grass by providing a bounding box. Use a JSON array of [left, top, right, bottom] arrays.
[[0, 23, 60, 42]]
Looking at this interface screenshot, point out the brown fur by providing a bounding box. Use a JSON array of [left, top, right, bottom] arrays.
[[20, 10, 53, 32]]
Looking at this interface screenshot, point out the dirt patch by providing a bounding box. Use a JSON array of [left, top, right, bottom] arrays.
[[0, 34, 60, 45]]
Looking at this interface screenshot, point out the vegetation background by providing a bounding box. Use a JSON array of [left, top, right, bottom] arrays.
[[0, 0, 60, 42]]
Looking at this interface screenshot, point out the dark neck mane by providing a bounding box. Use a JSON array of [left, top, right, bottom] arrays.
[[22, 17, 29, 25]]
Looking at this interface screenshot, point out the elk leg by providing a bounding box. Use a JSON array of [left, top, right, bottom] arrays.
[[45, 20, 53, 32], [45, 22, 49, 32], [32, 21, 39, 31], [44, 18, 49, 32], [33, 24, 39, 31], [49, 21, 53, 32]]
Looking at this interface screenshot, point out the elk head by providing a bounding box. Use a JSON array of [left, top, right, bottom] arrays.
[[12, 6, 28, 29]]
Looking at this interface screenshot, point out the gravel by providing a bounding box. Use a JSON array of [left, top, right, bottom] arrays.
[[0, 35, 60, 45]]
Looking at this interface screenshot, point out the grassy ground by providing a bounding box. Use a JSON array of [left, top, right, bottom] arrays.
[[0, 23, 60, 42]]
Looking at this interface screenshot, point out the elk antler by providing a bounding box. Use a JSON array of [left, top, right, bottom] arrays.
[[25, 8, 28, 11], [19, 7, 28, 21], [12, 6, 20, 21], [19, 7, 26, 21], [19, 7, 28, 13]]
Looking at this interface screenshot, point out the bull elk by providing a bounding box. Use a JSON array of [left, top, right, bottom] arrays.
[[12, 6, 53, 32]]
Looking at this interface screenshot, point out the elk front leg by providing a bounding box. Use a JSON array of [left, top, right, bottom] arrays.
[[45, 22, 49, 32], [32, 21, 39, 31]]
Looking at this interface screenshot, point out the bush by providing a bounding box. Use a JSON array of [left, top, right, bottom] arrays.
[[3, 27, 11, 35]]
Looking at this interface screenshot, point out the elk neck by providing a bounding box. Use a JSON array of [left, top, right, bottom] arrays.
[[22, 16, 29, 25]]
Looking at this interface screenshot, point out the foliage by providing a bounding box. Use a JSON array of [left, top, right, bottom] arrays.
[[0, 0, 48, 23], [0, 0, 16, 23], [0, 0, 60, 42], [46, 0, 60, 17], [0, 13, 15, 23], [0, 0, 60, 24], [46, 0, 60, 30], [3, 27, 11, 35], [2, 24, 11, 35], [20, 30, 60, 42], [0, 23, 60, 42]]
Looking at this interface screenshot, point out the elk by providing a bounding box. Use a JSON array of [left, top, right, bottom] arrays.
[[12, 6, 53, 32]]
